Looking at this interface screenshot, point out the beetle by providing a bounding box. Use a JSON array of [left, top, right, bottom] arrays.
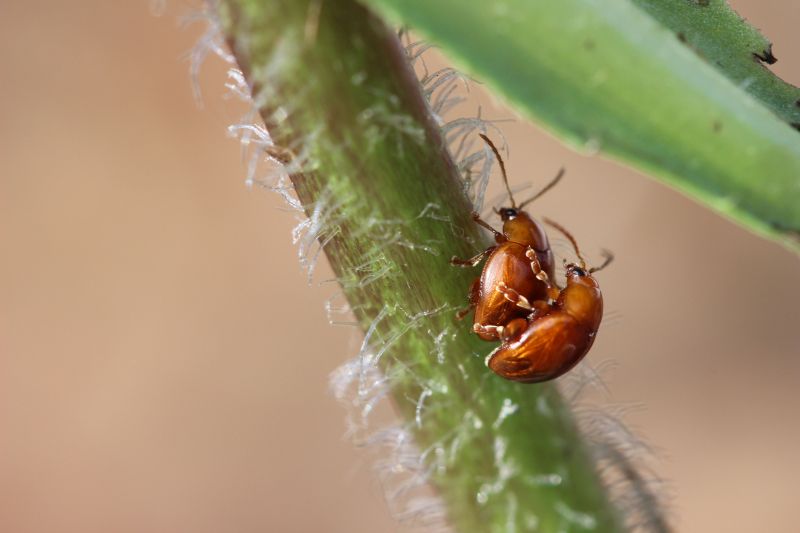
[[451, 134, 563, 341], [485, 219, 613, 383]]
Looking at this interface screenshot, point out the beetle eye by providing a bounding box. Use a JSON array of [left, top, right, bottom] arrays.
[[500, 208, 518, 220], [567, 265, 586, 277]]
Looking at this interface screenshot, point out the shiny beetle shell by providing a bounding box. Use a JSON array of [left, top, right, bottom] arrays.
[[486, 220, 613, 384], [452, 134, 562, 342]]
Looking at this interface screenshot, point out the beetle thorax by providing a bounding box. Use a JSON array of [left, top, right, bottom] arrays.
[[502, 211, 549, 251], [558, 274, 603, 331]]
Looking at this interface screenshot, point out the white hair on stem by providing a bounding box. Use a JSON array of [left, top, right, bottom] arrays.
[[181, 5, 457, 529], [180, 4, 235, 106], [560, 362, 670, 532], [186, 4, 669, 529]]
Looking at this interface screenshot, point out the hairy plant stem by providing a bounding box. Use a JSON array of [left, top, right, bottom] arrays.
[[215, 0, 626, 531]]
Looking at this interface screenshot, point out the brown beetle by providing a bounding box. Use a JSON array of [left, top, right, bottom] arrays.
[[451, 134, 563, 341], [486, 219, 613, 383]]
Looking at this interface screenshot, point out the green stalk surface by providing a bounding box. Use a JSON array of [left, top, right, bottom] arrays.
[[215, 1, 629, 531]]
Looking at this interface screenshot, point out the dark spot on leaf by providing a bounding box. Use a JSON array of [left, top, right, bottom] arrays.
[[790, 122, 800, 132], [694, 0, 710, 6], [712, 120, 723, 133], [583, 39, 595, 51], [795, 99, 800, 108], [677, 32, 707, 60], [753, 45, 777, 65]]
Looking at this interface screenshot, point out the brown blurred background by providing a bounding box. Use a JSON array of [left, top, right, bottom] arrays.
[[1, 1, 799, 532]]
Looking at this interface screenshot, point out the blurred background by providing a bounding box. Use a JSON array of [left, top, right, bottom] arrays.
[[1, 1, 799, 532]]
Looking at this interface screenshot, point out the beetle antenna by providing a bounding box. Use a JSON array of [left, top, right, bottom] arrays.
[[479, 133, 515, 208], [517, 168, 565, 209], [589, 249, 614, 273], [543, 217, 586, 269]]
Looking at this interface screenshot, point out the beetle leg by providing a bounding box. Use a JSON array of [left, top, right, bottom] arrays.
[[525, 247, 552, 286], [474, 323, 504, 338], [471, 212, 505, 242], [528, 299, 553, 320], [456, 307, 472, 320], [525, 247, 561, 301], [450, 245, 497, 267], [495, 281, 533, 311], [499, 317, 528, 342], [455, 278, 481, 319]]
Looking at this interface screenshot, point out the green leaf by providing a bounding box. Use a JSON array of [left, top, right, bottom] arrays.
[[360, 0, 800, 252], [634, 0, 800, 126]]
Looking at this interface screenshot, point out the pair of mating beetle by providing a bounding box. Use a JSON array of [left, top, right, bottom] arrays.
[[452, 135, 612, 384]]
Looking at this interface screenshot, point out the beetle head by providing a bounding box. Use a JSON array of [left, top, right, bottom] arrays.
[[565, 263, 587, 277], [498, 207, 519, 221]]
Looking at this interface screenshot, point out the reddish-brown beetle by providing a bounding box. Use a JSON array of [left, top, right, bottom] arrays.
[[451, 134, 563, 341], [486, 219, 613, 383]]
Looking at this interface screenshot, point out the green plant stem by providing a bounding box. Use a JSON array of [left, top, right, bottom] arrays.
[[360, 0, 800, 253], [215, 1, 625, 531]]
